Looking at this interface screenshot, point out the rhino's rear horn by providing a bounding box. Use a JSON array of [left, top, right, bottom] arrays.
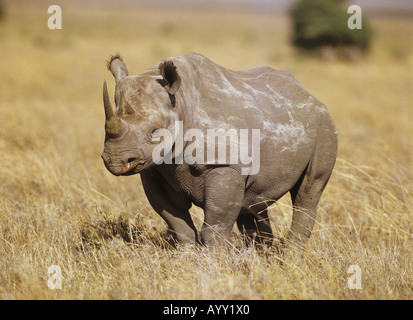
[[106, 54, 128, 83], [103, 80, 122, 136]]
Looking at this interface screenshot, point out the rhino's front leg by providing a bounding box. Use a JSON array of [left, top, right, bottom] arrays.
[[141, 169, 198, 245], [201, 168, 246, 246]]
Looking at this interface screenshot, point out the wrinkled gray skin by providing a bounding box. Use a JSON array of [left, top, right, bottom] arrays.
[[101, 53, 338, 249]]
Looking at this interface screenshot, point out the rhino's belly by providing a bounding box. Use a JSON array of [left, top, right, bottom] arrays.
[[242, 170, 299, 209], [241, 138, 314, 210]]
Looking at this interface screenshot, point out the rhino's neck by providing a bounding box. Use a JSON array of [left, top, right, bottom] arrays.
[[175, 91, 193, 134], [169, 71, 194, 163], [172, 56, 198, 149]]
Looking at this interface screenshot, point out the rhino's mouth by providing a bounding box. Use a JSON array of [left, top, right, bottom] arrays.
[[121, 158, 146, 175]]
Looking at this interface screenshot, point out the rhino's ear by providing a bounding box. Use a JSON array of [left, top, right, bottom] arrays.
[[106, 54, 128, 83], [159, 60, 181, 95]]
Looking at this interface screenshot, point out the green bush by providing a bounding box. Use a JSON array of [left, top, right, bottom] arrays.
[[290, 0, 370, 51]]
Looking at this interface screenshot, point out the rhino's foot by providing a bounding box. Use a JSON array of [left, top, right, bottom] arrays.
[[284, 229, 310, 251]]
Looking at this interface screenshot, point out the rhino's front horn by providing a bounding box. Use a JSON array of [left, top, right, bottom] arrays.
[[103, 80, 123, 137]]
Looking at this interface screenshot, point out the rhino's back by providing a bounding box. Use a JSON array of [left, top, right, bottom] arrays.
[[173, 53, 321, 127]]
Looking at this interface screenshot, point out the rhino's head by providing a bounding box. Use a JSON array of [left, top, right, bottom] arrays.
[[101, 55, 181, 176]]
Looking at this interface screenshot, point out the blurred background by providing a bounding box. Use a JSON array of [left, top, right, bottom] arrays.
[[0, 0, 412, 299]]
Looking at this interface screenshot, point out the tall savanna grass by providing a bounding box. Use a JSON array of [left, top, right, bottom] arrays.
[[0, 1, 411, 299]]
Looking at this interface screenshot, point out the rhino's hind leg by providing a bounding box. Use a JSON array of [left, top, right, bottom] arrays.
[[287, 169, 332, 250], [287, 179, 322, 250], [286, 129, 337, 250], [236, 209, 273, 246]]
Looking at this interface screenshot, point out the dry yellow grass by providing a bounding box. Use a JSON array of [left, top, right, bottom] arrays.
[[0, 1, 412, 299]]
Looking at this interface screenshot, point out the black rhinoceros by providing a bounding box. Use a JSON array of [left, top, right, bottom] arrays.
[[101, 53, 338, 249]]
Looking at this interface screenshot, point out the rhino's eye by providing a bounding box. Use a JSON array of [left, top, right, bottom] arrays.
[[151, 129, 161, 138]]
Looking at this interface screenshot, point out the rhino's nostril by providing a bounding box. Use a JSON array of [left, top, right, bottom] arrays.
[[127, 157, 138, 164]]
